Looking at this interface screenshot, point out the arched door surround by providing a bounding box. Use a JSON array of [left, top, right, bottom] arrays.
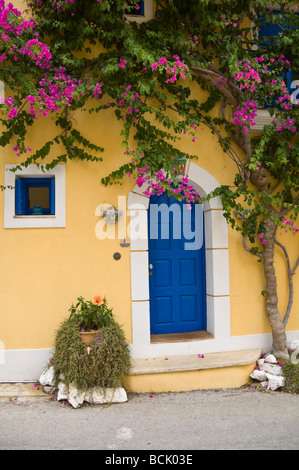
[[128, 161, 231, 359]]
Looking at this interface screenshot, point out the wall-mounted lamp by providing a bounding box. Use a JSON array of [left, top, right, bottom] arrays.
[[96, 203, 123, 224], [234, 209, 253, 221], [173, 157, 187, 171]]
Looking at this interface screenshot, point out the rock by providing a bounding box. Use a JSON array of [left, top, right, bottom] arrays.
[[266, 373, 285, 391], [250, 369, 268, 382], [57, 382, 69, 401], [251, 352, 287, 392], [57, 382, 85, 408], [85, 387, 127, 404], [257, 359, 265, 367], [39, 366, 55, 386], [259, 363, 282, 376], [67, 382, 86, 409], [56, 382, 128, 408], [42, 385, 56, 395], [260, 381, 269, 389], [264, 354, 277, 364]]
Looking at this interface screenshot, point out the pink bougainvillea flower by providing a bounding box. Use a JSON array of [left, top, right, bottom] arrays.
[[93, 295, 104, 305]]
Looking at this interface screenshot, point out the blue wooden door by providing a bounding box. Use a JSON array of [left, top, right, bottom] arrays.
[[148, 192, 206, 334]]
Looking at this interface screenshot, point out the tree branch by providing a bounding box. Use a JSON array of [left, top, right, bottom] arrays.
[[273, 225, 299, 327], [155, 96, 245, 174], [191, 66, 239, 107], [278, 194, 299, 218], [242, 235, 263, 258]]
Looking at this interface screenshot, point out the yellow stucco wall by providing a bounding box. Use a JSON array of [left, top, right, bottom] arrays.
[[0, 0, 298, 391], [0, 106, 298, 351], [123, 363, 259, 393]]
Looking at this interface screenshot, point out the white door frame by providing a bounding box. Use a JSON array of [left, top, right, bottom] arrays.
[[128, 161, 232, 359]]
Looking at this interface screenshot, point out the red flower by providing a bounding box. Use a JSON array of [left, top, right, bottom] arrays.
[[93, 296, 104, 306]]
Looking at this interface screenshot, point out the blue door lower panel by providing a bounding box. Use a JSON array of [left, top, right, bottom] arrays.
[[148, 192, 207, 334]]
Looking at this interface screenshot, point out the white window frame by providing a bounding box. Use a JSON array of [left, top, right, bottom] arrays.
[[250, 4, 298, 131], [4, 164, 66, 228], [125, 0, 153, 23]]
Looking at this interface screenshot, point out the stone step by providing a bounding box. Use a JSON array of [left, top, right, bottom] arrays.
[[129, 349, 262, 375]]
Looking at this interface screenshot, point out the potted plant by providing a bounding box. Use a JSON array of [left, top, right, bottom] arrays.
[[69, 295, 113, 345], [49, 313, 131, 397]]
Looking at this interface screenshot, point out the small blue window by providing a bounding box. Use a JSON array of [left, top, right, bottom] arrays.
[[259, 10, 285, 44], [15, 177, 55, 215], [259, 9, 297, 102], [129, 1, 144, 16]]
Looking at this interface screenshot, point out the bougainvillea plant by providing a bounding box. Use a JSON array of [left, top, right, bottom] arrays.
[[0, 0, 298, 359]]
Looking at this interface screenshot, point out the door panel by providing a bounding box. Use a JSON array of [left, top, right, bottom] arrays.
[[148, 192, 206, 334]]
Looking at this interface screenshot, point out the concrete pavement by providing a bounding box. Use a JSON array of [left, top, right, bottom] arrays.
[[0, 382, 298, 450]]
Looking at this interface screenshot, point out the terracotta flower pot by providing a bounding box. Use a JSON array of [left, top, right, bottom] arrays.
[[79, 329, 101, 345]]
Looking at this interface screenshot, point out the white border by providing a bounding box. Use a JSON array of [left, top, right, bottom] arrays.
[[0, 349, 53, 382], [128, 162, 232, 359], [4, 164, 66, 228], [1, 328, 299, 382]]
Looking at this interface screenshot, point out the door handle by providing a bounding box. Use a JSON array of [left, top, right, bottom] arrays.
[[149, 264, 153, 269]]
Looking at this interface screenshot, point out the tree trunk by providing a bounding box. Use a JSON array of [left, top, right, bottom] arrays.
[[263, 217, 289, 360]]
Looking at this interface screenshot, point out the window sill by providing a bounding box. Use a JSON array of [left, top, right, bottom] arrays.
[[125, 15, 150, 23], [13, 215, 56, 219]]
